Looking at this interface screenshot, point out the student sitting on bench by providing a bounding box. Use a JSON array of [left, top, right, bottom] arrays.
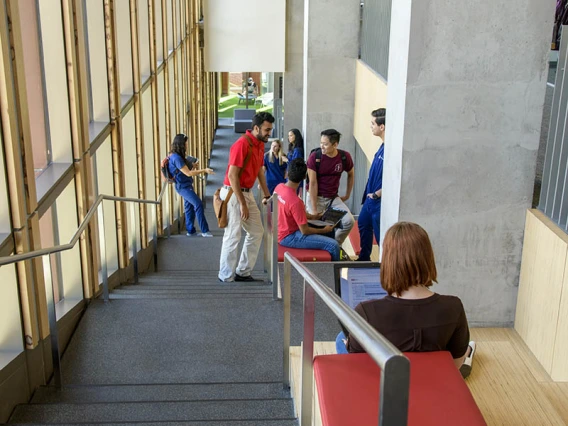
[[275, 159, 341, 261], [338, 221, 476, 378]]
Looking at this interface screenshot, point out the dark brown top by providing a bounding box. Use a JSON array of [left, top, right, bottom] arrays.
[[347, 293, 470, 359]]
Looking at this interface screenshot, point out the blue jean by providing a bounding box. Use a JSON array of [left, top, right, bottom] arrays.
[[357, 199, 381, 261], [336, 331, 349, 354], [280, 230, 341, 261], [176, 185, 209, 234]]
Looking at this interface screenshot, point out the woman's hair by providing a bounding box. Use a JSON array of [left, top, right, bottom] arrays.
[[288, 128, 304, 154], [380, 222, 437, 296], [268, 140, 284, 166], [171, 134, 188, 159]]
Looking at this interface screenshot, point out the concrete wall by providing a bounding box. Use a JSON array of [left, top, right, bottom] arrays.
[[301, 0, 359, 203], [283, 0, 304, 135], [383, 0, 555, 325]]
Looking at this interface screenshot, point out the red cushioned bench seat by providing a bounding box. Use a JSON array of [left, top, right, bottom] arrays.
[[314, 352, 486, 426], [277, 245, 331, 262], [348, 220, 377, 256]]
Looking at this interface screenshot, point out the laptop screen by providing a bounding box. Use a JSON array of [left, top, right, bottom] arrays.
[[333, 262, 386, 309]]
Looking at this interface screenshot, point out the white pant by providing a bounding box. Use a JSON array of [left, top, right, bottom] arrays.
[[218, 188, 264, 281], [306, 194, 354, 245]]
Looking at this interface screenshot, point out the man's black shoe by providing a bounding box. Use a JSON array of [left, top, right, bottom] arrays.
[[235, 273, 261, 282]]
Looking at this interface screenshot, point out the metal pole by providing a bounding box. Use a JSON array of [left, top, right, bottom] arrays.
[[166, 189, 171, 238], [283, 257, 291, 388], [380, 358, 411, 426], [153, 203, 159, 272], [262, 203, 268, 273], [271, 194, 278, 300], [129, 203, 139, 284], [300, 280, 315, 426], [42, 254, 62, 388], [97, 203, 109, 302]]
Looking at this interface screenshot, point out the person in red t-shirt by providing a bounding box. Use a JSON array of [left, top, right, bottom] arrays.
[[306, 129, 355, 245], [218, 112, 273, 283], [275, 159, 341, 261]]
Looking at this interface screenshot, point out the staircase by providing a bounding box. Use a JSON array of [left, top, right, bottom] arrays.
[[7, 240, 296, 425]]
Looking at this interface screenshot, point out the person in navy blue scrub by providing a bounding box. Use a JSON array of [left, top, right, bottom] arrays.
[[287, 129, 304, 194], [168, 134, 215, 237], [263, 139, 288, 194], [357, 108, 385, 261]]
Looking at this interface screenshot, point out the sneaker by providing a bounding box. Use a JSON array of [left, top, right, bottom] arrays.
[[460, 341, 476, 379], [235, 273, 262, 282], [339, 248, 352, 261], [201, 232, 213, 237], [186, 232, 198, 237]]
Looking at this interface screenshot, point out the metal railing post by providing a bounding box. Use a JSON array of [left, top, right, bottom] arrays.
[[153, 203, 159, 272], [129, 203, 139, 284], [97, 203, 109, 302], [262, 202, 268, 273], [271, 194, 278, 300], [300, 279, 315, 426], [283, 257, 291, 388], [166, 188, 171, 238], [42, 254, 62, 388]]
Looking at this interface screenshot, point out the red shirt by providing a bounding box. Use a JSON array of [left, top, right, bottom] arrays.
[[223, 130, 265, 189], [307, 150, 353, 198], [276, 183, 308, 242]]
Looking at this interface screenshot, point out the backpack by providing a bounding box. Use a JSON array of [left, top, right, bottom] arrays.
[[307, 148, 348, 183], [160, 155, 178, 183]]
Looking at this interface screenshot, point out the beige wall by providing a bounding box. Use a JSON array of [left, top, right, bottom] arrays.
[[515, 209, 568, 381], [203, 0, 285, 72], [353, 60, 387, 162]]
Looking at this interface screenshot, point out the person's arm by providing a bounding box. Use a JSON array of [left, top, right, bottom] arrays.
[[307, 168, 319, 212], [346, 303, 368, 353], [179, 165, 214, 177], [228, 165, 248, 220], [257, 167, 271, 204], [447, 301, 471, 369], [298, 223, 334, 236], [341, 168, 355, 202], [367, 188, 382, 199]]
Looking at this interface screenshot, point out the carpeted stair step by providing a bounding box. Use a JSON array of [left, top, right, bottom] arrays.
[[14, 420, 298, 426], [108, 292, 273, 300], [31, 382, 289, 404], [9, 399, 295, 424], [116, 286, 271, 293]]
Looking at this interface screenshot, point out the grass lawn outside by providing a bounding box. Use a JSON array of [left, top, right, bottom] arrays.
[[218, 94, 273, 118]]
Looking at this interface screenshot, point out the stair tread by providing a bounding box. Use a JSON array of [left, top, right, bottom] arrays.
[[14, 420, 298, 426], [31, 383, 290, 404], [10, 400, 295, 424], [107, 294, 273, 300]]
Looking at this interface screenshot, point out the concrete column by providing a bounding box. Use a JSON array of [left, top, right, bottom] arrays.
[[301, 0, 359, 203], [383, 0, 555, 325], [283, 0, 304, 134]]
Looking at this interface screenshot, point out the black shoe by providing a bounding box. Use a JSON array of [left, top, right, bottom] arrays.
[[235, 273, 261, 282]]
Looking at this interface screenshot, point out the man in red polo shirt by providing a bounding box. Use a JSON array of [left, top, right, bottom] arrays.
[[218, 112, 274, 282]]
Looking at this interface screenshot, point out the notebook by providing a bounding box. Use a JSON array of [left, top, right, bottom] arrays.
[[307, 205, 347, 228]]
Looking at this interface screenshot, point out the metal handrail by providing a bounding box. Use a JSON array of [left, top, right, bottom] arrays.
[[260, 193, 278, 300], [0, 182, 169, 388], [282, 253, 410, 426]]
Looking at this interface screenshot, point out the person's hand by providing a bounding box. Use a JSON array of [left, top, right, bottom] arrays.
[[322, 225, 335, 234], [307, 212, 323, 220], [262, 195, 270, 205], [240, 202, 249, 220], [366, 193, 374, 199], [340, 195, 350, 202], [203, 168, 215, 175], [282, 156, 289, 163]]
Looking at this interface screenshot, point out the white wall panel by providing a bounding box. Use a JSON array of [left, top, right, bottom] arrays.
[[203, 0, 285, 72]]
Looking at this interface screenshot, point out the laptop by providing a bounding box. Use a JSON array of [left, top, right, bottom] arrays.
[[308, 205, 347, 228], [333, 262, 386, 336]]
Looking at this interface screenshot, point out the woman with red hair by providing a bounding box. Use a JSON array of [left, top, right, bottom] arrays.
[[337, 222, 476, 378]]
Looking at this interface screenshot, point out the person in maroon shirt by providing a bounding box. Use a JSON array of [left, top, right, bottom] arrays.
[[342, 222, 476, 378], [218, 113, 273, 283], [306, 129, 355, 245]]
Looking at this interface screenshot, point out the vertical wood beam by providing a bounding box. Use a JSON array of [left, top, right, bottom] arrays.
[[103, 0, 128, 268], [0, 0, 42, 348], [161, 0, 173, 228], [130, 0, 148, 248], [148, 0, 164, 236], [61, 0, 97, 299]]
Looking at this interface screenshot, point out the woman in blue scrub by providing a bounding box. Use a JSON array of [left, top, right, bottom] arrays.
[[263, 139, 288, 195], [168, 134, 215, 237], [287, 128, 304, 162]]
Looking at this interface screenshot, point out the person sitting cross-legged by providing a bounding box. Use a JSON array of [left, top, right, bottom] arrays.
[[275, 158, 341, 261]]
